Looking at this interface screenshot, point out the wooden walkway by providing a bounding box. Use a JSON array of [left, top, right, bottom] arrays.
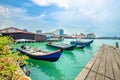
[[75, 44, 120, 80]]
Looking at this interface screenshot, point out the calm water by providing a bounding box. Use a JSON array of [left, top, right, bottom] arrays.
[[15, 39, 120, 80]]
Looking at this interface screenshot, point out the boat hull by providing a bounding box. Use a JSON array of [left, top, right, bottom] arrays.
[[46, 44, 75, 51], [17, 48, 63, 62], [70, 40, 93, 47]]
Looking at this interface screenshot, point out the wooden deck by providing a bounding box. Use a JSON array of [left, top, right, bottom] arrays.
[[75, 44, 120, 80]]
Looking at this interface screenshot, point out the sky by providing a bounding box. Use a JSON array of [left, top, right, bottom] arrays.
[[0, 0, 120, 37]]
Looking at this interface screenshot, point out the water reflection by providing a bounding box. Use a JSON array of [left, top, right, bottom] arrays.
[[63, 51, 78, 64], [86, 46, 92, 50], [28, 59, 66, 80], [74, 49, 85, 53]]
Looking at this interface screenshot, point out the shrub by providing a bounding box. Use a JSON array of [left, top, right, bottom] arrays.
[[0, 36, 28, 80]]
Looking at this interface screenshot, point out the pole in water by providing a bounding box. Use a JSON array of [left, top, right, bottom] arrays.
[[116, 42, 119, 48]]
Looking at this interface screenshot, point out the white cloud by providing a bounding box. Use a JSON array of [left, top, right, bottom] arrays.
[[32, 0, 109, 21], [24, 3, 34, 7], [0, 5, 46, 31], [40, 13, 46, 17], [32, 0, 51, 6], [0, 20, 15, 29], [32, 0, 117, 35], [32, 0, 105, 10], [0, 0, 119, 36], [32, 0, 69, 9], [0, 6, 11, 18], [0, 6, 15, 29]]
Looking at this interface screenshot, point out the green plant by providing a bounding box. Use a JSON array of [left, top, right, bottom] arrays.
[[0, 36, 28, 80]]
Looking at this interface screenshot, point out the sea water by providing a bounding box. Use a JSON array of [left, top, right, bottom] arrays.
[[15, 39, 120, 80]]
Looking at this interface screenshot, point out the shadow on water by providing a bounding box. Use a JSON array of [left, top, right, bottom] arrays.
[[45, 46, 59, 51], [28, 59, 66, 80], [85, 46, 92, 50], [74, 49, 85, 53], [63, 51, 77, 62]]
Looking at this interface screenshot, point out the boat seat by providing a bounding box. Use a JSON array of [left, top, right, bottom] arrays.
[[31, 52, 46, 55]]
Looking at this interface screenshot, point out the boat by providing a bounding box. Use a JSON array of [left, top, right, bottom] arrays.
[[70, 40, 93, 46], [46, 43, 75, 51], [16, 45, 63, 62]]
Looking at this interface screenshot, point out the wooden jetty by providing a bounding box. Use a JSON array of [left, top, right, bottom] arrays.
[[75, 44, 120, 80]]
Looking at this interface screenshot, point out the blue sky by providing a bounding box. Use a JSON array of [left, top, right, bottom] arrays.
[[0, 0, 120, 37]]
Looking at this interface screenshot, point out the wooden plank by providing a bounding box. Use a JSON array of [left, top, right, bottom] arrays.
[[105, 78, 113, 80], [96, 50, 106, 80], [85, 46, 105, 80], [110, 47, 120, 80], [96, 74, 104, 80], [75, 56, 96, 80], [113, 48, 120, 69], [116, 48, 120, 59], [105, 61, 114, 80], [75, 45, 120, 80], [86, 46, 105, 80], [85, 58, 100, 80], [112, 48, 120, 70], [75, 68, 90, 80], [75, 45, 105, 80], [75, 47, 104, 80], [105, 47, 114, 80]]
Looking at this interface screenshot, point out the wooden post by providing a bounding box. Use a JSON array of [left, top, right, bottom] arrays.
[[116, 42, 119, 48]]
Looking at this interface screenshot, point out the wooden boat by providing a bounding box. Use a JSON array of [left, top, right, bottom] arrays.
[[16, 45, 63, 62], [46, 43, 75, 51], [70, 40, 93, 46]]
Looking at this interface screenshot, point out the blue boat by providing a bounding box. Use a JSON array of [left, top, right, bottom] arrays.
[[16, 45, 63, 62], [70, 40, 93, 46], [46, 43, 75, 51]]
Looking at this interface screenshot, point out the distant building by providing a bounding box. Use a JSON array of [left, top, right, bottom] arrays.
[[0, 27, 46, 41], [53, 29, 64, 37], [43, 33, 55, 38], [80, 33, 86, 39], [23, 29, 27, 32], [59, 29, 64, 36], [87, 33, 96, 39], [36, 30, 42, 35], [63, 34, 68, 37]]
